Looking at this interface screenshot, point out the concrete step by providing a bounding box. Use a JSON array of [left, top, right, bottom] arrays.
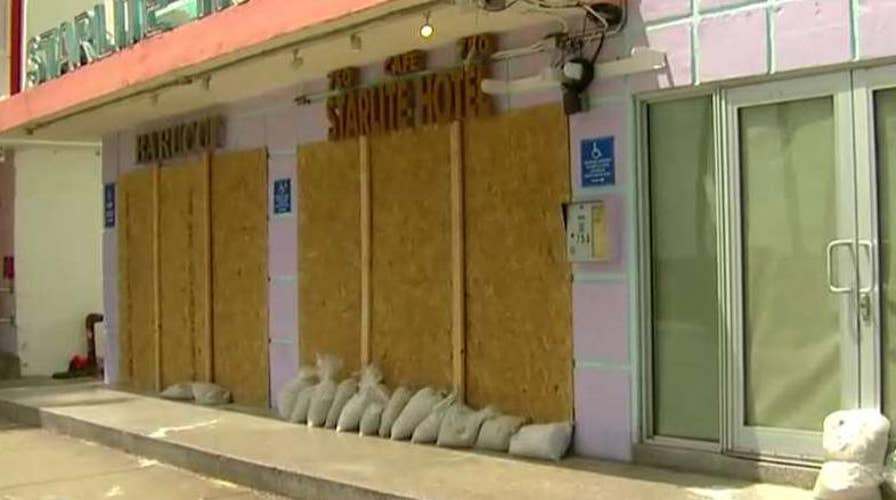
[[0, 381, 812, 500]]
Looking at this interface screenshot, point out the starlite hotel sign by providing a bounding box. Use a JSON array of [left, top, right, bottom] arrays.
[[27, 0, 248, 87]]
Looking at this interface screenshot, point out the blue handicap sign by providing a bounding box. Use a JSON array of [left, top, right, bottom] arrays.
[[581, 136, 616, 188], [273, 178, 292, 215], [104, 183, 116, 228]]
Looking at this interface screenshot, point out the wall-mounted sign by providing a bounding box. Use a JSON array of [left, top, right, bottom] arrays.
[[135, 116, 225, 164], [273, 178, 292, 215], [326, 34, 497, 141], [27, 0, 246, 87], [104, 183, 116, 229], [566, 200, 611, 262], [581, 136, 616, 187]]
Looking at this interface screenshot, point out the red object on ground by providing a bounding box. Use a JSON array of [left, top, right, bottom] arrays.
[[70, 355, 89, 371]]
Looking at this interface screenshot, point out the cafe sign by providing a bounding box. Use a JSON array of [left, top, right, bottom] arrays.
[[27, 0, 247, 87], [326, 34, 497, 141]]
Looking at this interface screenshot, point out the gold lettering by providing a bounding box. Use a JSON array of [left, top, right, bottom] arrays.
[[345, 92, 359, 138], [434, 74, 452, 124], [397, 82, 412, 129], [358, 89, 371, 136], [417, 75, 436, 125], [327, 96, 343, 141]]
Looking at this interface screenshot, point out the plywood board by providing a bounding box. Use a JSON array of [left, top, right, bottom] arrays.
[[159, 157, 210, 387], [117, 167, 159, 392], [370, 125, 453, 389], [297, 140, 361, 375], [211, 149, 269, 406], [463, 104, 573, 422]]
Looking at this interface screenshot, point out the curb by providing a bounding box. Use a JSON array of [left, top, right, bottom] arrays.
[[0, 397, 409, 500]]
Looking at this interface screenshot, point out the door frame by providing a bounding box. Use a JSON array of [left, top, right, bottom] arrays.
[[851, 65, 896, 414], [723, 72, 861, 460]]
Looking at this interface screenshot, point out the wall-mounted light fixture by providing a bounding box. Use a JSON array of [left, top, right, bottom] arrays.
[[419, 12, 434, 39], [291, 49, 304, 70], [350, 33, 363, 52]]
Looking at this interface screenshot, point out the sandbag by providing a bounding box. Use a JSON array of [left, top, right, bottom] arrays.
[[476, 415, 527, 452], [307, 354, 343, 427], [411, 394, 457, 444], [391, 387, 443, 441], [336, 365, 389, 432], [360, 403, 384, 437], [813, 461, 882, 500], [437, 404, 498, 449], [192, 383, 232, 406], [160, 382, 194, 401], [380, 387, 413, 438], [276, 367, 318, 420], [509, 422, 573, 462], [883, 451, 896, 495], [289, 386, 315, 424], [325, 378, 358, 429], [823, 410, 890, 463]]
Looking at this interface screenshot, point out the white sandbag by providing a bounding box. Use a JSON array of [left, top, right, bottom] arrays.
[[192, 382, 232, 406], [437, 404, 498, 449], [160, 382, 194, 401], [823, 410, 891, 463], [289, 386, 315, 424], [476, 415, 527, 452], [336, 365, 389, 432], [380, 386, 413, 438], [509, 422, 574, 462], [325, 378, 358, 429], [391, 387, 444, 441], [276, 367, 318, 420], [307, 354, 343, 428], [813, 461, 882, 500], [360, 403, 384, 437], [411, 394, 457, 444], [883, 451, 896, 495]]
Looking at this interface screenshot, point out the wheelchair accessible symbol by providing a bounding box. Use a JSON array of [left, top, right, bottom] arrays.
[[581, 136, 615, 188]]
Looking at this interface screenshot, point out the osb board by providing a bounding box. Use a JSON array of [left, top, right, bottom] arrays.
[[211, 149, 269, 405], [297, 140, 361, 374], [463, 104, 573, 422], [117, 167, 158, 392], [370, 125, 453, 389], [159, 158, 209, 387]]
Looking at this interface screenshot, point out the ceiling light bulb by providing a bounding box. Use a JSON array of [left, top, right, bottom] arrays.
[[419, 13, 434, 39], [350, 33, 362, 52]]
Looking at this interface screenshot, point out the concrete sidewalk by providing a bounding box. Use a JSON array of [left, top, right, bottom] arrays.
[[0, 381, 813, 500], [0, 418, 284, 499]]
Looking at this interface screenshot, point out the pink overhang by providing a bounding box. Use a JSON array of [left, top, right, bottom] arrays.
[[0, 0, 403, 135]]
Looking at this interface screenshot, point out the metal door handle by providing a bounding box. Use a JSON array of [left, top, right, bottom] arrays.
[[827, 239, 854, 294], [859, 240, 875, 294]]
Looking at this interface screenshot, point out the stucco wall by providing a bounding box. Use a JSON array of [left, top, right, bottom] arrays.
[[16, 146, 103, 376]]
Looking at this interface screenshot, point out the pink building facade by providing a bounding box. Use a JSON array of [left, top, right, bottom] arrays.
[[5, 0, 896, 484]]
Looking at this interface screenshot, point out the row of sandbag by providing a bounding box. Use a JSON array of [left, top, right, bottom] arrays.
[[276, 355, 574, 461]]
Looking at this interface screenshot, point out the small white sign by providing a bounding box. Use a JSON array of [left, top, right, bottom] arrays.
[[566, 200, 611, 262]]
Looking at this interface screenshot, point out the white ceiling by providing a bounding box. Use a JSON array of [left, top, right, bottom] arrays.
[[8, 1, 570, 142]]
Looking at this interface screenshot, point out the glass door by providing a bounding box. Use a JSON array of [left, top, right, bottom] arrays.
[[726, 73, 863, 460], [855, 65, 896, 427]]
